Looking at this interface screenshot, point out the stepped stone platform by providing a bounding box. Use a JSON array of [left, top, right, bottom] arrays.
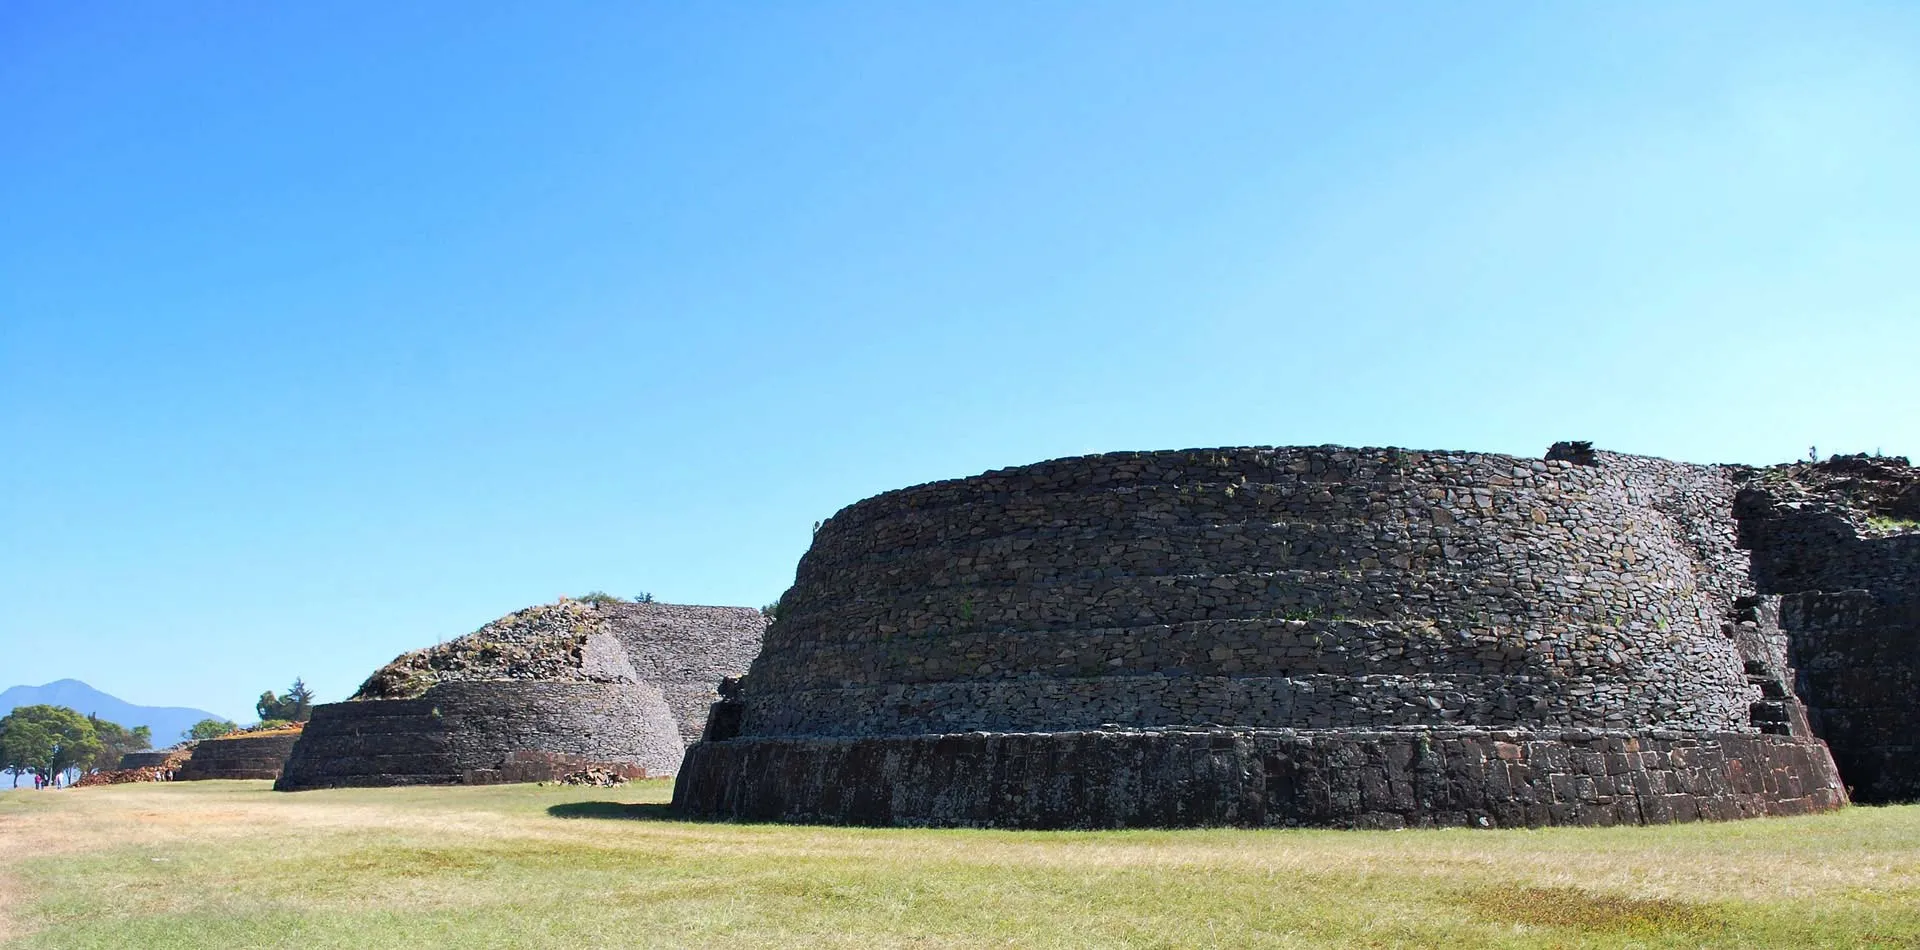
[[175, 733, 301, 781], [278, 601, 765, 790], [674, 444, 1874, 828]]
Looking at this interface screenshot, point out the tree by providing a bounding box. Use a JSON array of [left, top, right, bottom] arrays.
[[283, 677, 314, 722], [0, 705, 100, 788], [256, 677, 315, 723], [0, 717, 17, 787], [185, 718, 237, 741], [84, 715, 152, 772]]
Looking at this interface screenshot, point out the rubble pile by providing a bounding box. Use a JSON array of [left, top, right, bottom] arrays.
[[557, 766, 632, 787], [355, 601, 611, 699], [1747, 453, 1920, 531], [74, 767, 169, 786]]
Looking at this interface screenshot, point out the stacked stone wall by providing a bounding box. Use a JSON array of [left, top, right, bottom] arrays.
[[276, 680, 683, 790], [1780, 593, 1917, 801], [600, 603, 767, 744], [280, 601, 764, 791], [678, 444, 1849, 828], [676, 727, 1840, 830], [748, 447, 1761, 738], [175, 734, 300, 781], [1735, 457, 1920, 803]]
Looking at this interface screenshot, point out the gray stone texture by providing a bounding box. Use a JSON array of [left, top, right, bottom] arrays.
[[675, 728, 1841, 830], [1734, 454, 1920, 803], [674, 444, 1876, 827], [175, 733, 300, 781], [276, 680, 684, 789], [277, 600, 765, 790]]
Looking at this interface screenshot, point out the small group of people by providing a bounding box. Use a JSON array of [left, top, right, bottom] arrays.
[[12, 771, 61, 790]]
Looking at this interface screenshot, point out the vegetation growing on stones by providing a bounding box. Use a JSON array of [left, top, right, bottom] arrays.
[[575, 591, 654, 605], [255, 677, 314, 722], [185, 718, 237, 741]]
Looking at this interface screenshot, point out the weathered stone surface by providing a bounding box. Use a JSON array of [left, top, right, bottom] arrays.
[[352, 600, 765, 744], [276, 680, 682, 790], [1736, 455, 1920, 803], [674, 728, 1842, 829], [675, 444, 1875, 827], [176, 734, 300, 781], [278, 601, 766, 790]]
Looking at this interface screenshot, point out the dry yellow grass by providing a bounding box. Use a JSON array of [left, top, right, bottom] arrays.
[[2, 779, 1917, 949]]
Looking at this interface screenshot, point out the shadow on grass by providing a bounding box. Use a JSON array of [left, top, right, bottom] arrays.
[[547, 801, 680, 822]]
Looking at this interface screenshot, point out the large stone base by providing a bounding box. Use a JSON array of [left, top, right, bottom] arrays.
[[672, 728, 1846, 829], [275, 680, 685, 791], [175, 734, 301, 781]]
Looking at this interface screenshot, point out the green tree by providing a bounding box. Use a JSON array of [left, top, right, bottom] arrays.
[[0, 716, 18, 787], [284, 677, 314, 722], [0, 705, 101, 788], [256, 676, 315, 723], [185, 718, 237, 741], [84, 715, 152, 772]]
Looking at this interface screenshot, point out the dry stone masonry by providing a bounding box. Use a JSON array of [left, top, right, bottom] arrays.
[[276, 600, 764, 790], [174, 733, 301, 781], [671, 444, 1908, 828], [1733, 455, 1920, 803]]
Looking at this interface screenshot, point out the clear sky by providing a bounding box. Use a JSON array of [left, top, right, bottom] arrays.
[[2, 3, 1916, 723]]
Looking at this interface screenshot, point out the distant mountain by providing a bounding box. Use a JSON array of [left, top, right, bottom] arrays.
[[0, 679, 224, 745]]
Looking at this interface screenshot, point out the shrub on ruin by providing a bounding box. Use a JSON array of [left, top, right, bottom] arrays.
[[185, 718, 237, 741], [256, 677, 315, 723]]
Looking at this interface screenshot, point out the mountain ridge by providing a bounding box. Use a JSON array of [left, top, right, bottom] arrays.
[[0, 679, 225, 745]]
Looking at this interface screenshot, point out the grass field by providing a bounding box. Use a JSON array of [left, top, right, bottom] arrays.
[[2, 780, 1916, 949]]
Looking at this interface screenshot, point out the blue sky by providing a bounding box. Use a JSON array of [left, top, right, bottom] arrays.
[[2, 3, 1916, 722]]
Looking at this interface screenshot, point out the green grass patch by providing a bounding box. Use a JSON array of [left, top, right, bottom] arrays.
[[1866, 515, 1920, 534], [3, 781, 1918, 948]]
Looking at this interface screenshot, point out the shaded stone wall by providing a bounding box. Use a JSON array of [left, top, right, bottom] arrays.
[[675, 728, 1841, 830], [1778, 593, 1917, 801], [276, 680, 684, 790], [175, 734, 300, 781], [1732, 458, 1919, 802]]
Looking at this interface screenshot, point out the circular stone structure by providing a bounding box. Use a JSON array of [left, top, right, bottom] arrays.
[[674, 445, 1846, 828], [277, 600, 765, 790]]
